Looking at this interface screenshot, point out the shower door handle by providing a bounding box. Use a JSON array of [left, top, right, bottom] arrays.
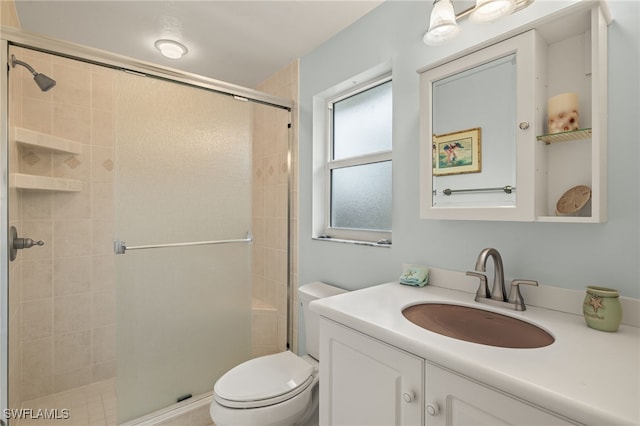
[[9, 226, 45, 261]]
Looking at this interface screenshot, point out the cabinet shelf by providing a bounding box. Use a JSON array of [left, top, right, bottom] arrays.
[[535, 215, 599, 223], [536, 128, 592, 145], [14, 127, 83, 155], [10, 173, 83, 192]]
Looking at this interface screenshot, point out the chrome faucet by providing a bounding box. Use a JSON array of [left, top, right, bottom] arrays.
[[466, 248, 538, 311], [475, 248, 507, 301]]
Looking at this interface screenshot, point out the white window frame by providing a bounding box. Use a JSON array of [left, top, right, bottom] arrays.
[[314, 72, 392, 245]]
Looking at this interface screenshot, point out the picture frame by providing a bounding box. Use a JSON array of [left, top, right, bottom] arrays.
[[432, 127, 481, 176]]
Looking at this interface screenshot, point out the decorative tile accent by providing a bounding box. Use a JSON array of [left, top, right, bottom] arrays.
[[22, 151, 41, 166], [64, 156, 81, 169], [101, 159, 113, 172]]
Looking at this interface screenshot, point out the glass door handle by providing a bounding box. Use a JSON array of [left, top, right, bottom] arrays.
[[9, 225, 45, 261]]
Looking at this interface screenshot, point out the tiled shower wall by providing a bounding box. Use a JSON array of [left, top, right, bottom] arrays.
[[252, 60, 299, 356], [8, 47, 117, 405]]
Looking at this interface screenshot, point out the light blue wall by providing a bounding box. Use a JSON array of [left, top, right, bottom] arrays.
[[298, 1, 639, 304]]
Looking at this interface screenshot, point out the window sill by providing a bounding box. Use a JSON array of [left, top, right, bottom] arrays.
[[312, 236, 392, 248]]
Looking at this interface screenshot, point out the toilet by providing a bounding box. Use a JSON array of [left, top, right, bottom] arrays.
[[210, 282, 347, 426]]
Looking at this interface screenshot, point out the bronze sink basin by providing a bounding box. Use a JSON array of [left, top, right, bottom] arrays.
[[402, 303, 554, 349]]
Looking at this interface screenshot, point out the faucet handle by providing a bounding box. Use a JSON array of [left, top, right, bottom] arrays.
[[508, 280, 538, 311], [466, 271, 490, 299]]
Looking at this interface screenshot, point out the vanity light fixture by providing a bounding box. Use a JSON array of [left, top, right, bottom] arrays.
[[154, 39, 188, 59], [423, 0, 535, 46], [423, 0, 460, 46]]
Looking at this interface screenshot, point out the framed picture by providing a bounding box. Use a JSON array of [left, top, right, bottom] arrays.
[[432, 127, 481, 176]]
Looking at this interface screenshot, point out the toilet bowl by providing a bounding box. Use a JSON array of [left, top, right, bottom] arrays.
[[209, 282, 346, 426]]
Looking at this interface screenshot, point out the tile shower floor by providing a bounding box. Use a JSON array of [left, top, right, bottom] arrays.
[[16, 379, 116, 426], [14, 379, 215, 426]]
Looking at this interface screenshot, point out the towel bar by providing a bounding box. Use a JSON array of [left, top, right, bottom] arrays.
[[442, 186, 515, 196], [114, 232, 252, 255]]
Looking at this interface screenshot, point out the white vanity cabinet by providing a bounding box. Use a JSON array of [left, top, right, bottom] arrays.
[[319, 318, 423, 426], [319, 319, 582, 426], [424, 363, 578, 426]]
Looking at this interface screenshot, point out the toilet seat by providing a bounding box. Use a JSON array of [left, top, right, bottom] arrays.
[[214, 351, 315, 409]]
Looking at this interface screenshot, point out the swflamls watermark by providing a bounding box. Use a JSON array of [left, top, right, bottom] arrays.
[[3, 408, 70, 420]]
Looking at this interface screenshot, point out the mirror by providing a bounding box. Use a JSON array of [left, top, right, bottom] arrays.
[[431, 53, 517, 208], [419, 30, 537, 221]]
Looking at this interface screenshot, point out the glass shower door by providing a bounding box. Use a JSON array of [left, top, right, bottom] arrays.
[[114, 74, 253, 422]]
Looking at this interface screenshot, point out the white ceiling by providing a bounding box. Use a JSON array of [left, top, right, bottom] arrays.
[[14, 0, 384, 88]]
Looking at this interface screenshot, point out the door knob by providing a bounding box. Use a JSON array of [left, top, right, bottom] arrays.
[[9, 226, 45, 261], [402, 391, 415, 403], [426, 402, 440, 416]]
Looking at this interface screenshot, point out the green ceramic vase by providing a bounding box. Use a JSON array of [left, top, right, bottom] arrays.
[[583, 286, 623, 332]]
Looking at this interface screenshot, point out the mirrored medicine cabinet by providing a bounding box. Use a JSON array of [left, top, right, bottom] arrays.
[[418, 2, 610, 222]]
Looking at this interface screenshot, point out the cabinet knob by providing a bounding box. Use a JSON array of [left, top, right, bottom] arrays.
[[426, 402, 440, 416], [402, 391, 415, 403]]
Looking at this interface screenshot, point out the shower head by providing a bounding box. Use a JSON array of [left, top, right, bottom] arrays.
[[33, 73, 57, 92], [10, 54, 57, 92]]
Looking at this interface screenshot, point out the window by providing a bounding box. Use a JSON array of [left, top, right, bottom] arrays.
[[321, 77, 392, 243]]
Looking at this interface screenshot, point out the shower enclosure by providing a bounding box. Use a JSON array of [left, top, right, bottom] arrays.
[[1, 30, 292, 425]]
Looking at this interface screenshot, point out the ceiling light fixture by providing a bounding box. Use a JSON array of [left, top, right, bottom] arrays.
[[423, 0, 534, 46], [154, 39, 188, 59]]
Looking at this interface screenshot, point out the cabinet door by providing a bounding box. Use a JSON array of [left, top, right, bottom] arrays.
[[320, 319, 423, 426], [419, 30, 538, 221], [425, 363, 578, 426]]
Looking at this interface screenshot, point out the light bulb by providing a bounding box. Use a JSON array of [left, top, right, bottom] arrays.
[[470, 0, 516, 23]]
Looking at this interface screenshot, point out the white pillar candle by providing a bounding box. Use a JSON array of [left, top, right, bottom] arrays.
[[547, 92, 579, 134]]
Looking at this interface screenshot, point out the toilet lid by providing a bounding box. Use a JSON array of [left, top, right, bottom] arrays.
[[214, 351, 314, 408]]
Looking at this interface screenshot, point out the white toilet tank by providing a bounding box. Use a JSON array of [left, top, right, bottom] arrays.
[[298, 282, 347, 360]]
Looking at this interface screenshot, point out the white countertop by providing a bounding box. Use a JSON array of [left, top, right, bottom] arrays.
[[310, 278, 640, 425]]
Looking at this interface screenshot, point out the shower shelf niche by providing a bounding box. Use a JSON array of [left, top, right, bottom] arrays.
[[9, 173, 83, 192], [11, 127, 83, 192], [15, 127, 83, 155]]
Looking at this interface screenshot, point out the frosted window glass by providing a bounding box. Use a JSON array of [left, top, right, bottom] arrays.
[[333, 81, 392, 160], [331, 161, 392, 230]]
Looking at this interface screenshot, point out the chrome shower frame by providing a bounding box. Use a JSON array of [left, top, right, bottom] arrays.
[[0, 26, 293, 425], [0, 38, 9, 426]]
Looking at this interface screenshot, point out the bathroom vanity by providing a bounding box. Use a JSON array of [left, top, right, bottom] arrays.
[[310, 271, 640, 426]]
